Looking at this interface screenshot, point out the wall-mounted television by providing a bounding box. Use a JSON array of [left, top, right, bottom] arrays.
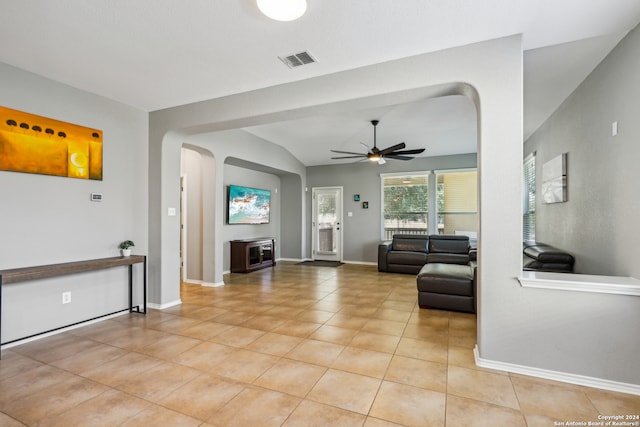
[[227, 184, 271, 224]]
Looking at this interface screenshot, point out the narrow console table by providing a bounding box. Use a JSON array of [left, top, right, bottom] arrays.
[[230, 238, 276, 273], [0, 255, 147, 352]]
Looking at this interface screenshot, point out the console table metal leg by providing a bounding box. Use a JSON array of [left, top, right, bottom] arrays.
[[128, 264, 133, 313], [1, 277, 3, 358], [143, 256, 147, 314]]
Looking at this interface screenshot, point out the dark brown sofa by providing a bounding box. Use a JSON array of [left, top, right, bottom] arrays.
[[522, 242, 574, 272], [378, 234, 477, 313], [378, 234, 472, 274]]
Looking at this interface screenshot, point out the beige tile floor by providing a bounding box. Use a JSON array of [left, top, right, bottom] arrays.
[[1, 262, 639, 426]]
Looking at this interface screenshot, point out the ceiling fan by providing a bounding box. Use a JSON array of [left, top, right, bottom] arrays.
[[331, 120, 425, 164]]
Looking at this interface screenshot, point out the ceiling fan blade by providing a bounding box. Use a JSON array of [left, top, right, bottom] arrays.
[[329, 121, 421, 163], [386, 155, 414, 161], [390, 148, 425, 155], [379, 142, 406, 156], [331, 155, 367, 159], [330, 149, 367, 156], [359, 142, 372, 152]]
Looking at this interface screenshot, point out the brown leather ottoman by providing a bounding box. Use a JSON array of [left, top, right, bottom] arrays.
[[416, 263, 475, 313]]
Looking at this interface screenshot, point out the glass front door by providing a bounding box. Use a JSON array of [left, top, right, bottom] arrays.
[[312, 187, 342, 261]]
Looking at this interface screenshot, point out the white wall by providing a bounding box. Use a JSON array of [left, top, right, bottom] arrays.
[[0, 63, 148, 342]]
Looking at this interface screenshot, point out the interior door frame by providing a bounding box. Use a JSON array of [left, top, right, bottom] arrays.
[[180, 175, 187, 283], [311, 186, 343, 262]]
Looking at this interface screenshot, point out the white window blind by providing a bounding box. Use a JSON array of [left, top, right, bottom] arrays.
[[436, 170, 478, 237], [523, 153, 536, 242]]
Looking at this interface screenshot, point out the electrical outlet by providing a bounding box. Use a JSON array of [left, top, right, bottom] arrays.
[[62, 291, 71, 304]]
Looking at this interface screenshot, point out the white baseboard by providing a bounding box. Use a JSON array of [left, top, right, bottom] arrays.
[[202, 281, 225, 287], [275, 258, 376, 265], [1, 311, 129, 350], [184, 279, 224, 287], [474, 345, 640, 396], [343, 260, 377, 266], [147, 299, 182, 310]]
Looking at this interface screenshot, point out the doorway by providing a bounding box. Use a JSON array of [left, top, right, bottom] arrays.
[[311, 187, 343, 262]]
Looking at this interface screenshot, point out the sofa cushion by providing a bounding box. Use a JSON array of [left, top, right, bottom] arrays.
[[387, 251, 428, 266], [523, 256, 573, 272], [428, 235, 469, 254], [426, 253, 469, 265], [391, 235, 429, 253], [523, 243, 574, 264], [388, 264, 425, 275]]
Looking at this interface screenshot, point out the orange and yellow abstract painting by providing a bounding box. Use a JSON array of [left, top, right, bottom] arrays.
[[0, 106, 102, 180]]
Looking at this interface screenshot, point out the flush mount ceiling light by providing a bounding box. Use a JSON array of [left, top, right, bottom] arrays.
[[257, 0, 307, 21]]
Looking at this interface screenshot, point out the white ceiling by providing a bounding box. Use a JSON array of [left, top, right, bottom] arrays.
[[1, 0, 639, 166]]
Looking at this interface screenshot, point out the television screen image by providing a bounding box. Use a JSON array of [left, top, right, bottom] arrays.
[[227, 185, 271, 224]]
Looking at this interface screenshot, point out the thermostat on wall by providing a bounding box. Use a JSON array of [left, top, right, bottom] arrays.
[[90, 193, 103, 202]]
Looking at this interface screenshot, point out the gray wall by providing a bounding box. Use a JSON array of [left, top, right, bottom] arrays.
[[504, 25, 640, 384], [280, 174, 303, 260], [524, 24, 640, 279], [0, 63, 148, 342], [307, 154, 477, 263]]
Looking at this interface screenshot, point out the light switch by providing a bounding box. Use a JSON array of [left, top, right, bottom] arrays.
[[348, 212, 353, 217], [612, 121, 618, 136], [168, 207, 177, 216]]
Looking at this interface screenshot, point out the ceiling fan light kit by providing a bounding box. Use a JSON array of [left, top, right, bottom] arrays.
[[257, 0, 307, 21], [331, 120, 425, 164]]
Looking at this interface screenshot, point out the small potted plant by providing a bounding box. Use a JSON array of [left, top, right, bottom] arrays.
[[119, 240, 135, 257]]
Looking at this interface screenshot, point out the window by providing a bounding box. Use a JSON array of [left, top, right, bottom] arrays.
[[523, 153, 536, 242], [436, 170, 478, 241], [382, 174, 429, 240]]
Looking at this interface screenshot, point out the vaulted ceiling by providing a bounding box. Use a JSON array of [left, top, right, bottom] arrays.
[[1, 1, 639, 165]]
